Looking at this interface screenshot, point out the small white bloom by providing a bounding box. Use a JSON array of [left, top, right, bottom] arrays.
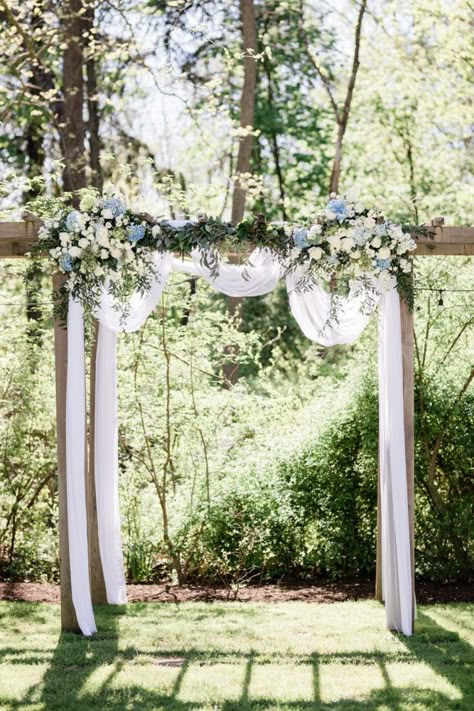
[[102, 209, 114, 220], [78, 237, 90, 249], [290, 247, 302, 259], [371, 236, 382, 248], [59, 232, 70, 246], [378, 246, 391, 260], [351, 250, 361, 260], [308, 246, 323, 260], [364, 217, 375, 228], [325, 209, 336, 221], [109, 270, 121, 283], [308, 223, 322, 237], [354, 202, 364, 214], [100, 249, 109, 260], [94, 265, 104, 277], [152, 224, 162, 238], [110, 246, 121, 259], [69, 246, 82, 258], [340, 237, 353, 252]]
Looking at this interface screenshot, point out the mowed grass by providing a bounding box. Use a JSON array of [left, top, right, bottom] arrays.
[[0, 600, 472, 710]]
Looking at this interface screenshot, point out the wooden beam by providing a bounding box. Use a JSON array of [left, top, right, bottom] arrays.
[[53, 273, 80, 633], [0, 222, 474, 258]]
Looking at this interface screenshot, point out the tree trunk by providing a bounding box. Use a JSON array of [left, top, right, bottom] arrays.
[[231, 0, 258, 223], [225, 0, 258, 386], [61, 0, 87, 194], [85, 3, 103, 192]]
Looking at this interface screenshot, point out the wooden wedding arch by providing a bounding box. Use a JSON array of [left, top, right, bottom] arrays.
[[0, 218, 473, 633]]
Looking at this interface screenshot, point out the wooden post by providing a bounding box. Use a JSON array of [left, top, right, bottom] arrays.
[[87, 320, 107, 603], [375, 465, 382, 602], [400, 288, 415, 631], [53, 274, 79, 632]]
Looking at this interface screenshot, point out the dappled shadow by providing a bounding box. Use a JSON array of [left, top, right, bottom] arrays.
[[0, 604, 472, 709]]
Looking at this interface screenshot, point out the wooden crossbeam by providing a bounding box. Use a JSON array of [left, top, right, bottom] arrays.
[[0, 221, 473, 258]]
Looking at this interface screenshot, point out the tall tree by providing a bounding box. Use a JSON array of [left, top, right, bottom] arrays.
[[303, 0, 367, 194], [61, 0, 87, 193]]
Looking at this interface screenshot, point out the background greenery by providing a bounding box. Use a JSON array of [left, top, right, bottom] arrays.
[[0, 0, 472, 587]]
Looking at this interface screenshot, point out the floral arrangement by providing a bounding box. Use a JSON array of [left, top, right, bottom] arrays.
[[286, 189, 416, 293], [33, 187, 417, 318], [35, 189, 165, 315]]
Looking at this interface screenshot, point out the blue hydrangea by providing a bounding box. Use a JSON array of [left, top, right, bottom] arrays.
[[327, 198, 348, 222], [327, 255, 340, 265], [65, 210, 83, 232], [59, 253, 73, 272], [103, 197, 125, 217], [293, 227, 310, 248], [375, 223, 387, 237], [127, 224, 146, 243], [376, 258, 391, 270], [352, 227, 367, 246]]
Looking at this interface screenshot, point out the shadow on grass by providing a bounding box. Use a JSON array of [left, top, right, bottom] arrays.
[[1, 605, 473, 710]]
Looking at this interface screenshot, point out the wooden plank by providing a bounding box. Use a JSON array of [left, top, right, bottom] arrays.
[[87, 320, 107, 604], [0, 222, 474, 258], [53, 273, 80, 633], [399, 288, 415, 633], [375, 464, 382, 602]]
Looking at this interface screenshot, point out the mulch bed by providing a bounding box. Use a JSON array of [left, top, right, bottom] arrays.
[[0, 580, 472, 605]]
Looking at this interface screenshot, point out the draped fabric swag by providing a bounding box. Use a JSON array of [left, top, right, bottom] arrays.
[[66, 244, 414, 638]]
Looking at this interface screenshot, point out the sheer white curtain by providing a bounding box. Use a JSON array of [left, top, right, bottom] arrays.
[[65, 247, 413, 637]]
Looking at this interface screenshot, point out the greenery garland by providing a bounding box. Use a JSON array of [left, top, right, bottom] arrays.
[[32, 187, 422, 320]]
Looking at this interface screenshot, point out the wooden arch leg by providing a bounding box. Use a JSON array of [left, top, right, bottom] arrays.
[[53, 274, 79, 632]]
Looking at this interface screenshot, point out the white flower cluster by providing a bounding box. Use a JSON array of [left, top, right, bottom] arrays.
[[38, 189, 161, 309], [289, 189, 416, 289]]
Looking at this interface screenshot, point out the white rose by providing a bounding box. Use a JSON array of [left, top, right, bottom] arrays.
[[364, 217, 375, 228], [351, 250, 361, 260], [69, 246, 82, 258], [59, 232, 70, 246], [328, 235, 341, 250], [100, 249, 109, 260], [308, 246, 323, 260], [325, 209, 336, 221], [102, 209, 114, 220], [371, 236, 382, 248], [78, 237, 89, 249], [308, 223, 322, 237], [94, 266, 104, 277], [354, 202, 365, 214], [110, 246, 122, 259], [378, 246, 391, 260], [340, 237, 353, 252]]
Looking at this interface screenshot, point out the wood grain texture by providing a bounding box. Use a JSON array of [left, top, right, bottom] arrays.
[[53, 273, 80, 632], [87, 320, 107, 603]]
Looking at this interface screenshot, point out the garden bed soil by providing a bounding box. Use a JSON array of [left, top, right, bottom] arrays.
[[0, 579, 472, 605]]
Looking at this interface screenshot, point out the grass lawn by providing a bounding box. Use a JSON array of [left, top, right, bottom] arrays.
[[0, 599, 472, 710]]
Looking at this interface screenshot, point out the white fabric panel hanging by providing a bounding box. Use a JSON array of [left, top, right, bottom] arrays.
[[286, 272, 413, 635], [95, 252, 173, 333], [378, 289, 414, 635], [173, 247, 282, 297], [66, 298, 96, 636], [95, 324, 127, 605], [286, 268, 379, 346]]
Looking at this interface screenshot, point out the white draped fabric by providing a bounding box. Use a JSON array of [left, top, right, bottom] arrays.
[[66, 299, 96, 636], [65, 246, 414, 637]]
